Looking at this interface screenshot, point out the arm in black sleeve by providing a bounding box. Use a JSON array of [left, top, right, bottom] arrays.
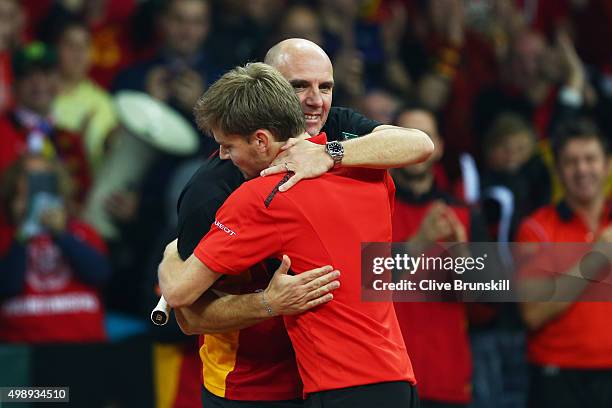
[[177, 201, 220, 260], [0, 241, 27, 298], [176, 163, 230, 259], [470, 208, 490, 242], [344, 109, 382, 136], [528, 156, 552, 213], [324, 107, 381, 141], [54, 233, 111, 287]]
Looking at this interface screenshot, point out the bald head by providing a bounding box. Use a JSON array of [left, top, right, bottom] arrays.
[[264, 38, 334, 136], [265, 38, 331, 71]]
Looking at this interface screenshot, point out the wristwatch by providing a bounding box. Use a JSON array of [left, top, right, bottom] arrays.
[[325, 141, 344, 168]]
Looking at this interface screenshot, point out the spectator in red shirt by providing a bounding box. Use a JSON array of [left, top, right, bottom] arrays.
[[517, 117, 612, 408], [0, 42, 91, 204], [391, 107, 489, 408], [0, 155, 110, 343]]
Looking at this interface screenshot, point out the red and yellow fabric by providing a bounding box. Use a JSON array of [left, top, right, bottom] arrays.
[[198, 264, 302, 401], [154, 340, 201, 408]]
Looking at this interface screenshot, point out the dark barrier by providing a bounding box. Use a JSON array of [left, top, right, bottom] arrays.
[[0, 338, 154, 407]]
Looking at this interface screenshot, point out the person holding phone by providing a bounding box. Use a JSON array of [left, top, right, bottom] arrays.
[[0, 155, 111, 343]]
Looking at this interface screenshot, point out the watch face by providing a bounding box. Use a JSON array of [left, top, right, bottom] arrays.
[[328, 141, 343, 155], [327, 141, 343, 166]]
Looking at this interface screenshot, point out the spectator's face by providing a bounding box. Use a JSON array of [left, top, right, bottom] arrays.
[[395, 110, 443, 176], [57, 26, 91, 81], [213, 129, 276, 179], [15, 70, 58, 115], [510, 31, 546, 86], [274, 51, 333, 136], [486, 131, 534, 173], [278, 7, 323, 45], [558, 138, 609, 205], [0, 0, 23, 52], [324, 0, 360, 20], [162, 0, 210, 57], [247, 0, 285, 25], [362, 91, 399, 124]]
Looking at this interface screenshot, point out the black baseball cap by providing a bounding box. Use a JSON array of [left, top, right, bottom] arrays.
[[12, 42, 58, 79]]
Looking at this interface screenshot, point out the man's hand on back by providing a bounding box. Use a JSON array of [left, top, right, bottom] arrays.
[[264, 255, 340, 315], [260, 138, 334, 192]]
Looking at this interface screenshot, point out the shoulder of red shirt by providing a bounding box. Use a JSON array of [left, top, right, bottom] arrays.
[[517, 200, 612, 242], [307, 132, 327, 145]]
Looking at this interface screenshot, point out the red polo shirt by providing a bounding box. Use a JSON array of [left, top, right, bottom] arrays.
[[392, 188, 473, 404], [517, 201, 612, 368], [194, 135, 415, 396]]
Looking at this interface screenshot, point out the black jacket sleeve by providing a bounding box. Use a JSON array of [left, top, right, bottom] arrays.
[[177, 196, 224, 260], [323, 107, 381, 141], [55, 233, 112, 287], [0, 241, 27, 298]]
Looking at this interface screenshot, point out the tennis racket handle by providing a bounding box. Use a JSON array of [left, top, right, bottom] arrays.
[[151, 296, 171, 326]]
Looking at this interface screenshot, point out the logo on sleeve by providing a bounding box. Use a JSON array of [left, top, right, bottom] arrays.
[[214, 219, 237, 236]]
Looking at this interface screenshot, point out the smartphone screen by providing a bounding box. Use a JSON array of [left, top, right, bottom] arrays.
[[27, 172, 59, 200], [21, 171, 62, 238]]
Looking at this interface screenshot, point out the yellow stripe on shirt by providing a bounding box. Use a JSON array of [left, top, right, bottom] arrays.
[[201, 331, 240, 398]]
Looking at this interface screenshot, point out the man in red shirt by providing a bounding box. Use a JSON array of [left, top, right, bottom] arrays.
[[159, 62, 430, 407], [391, 108, 489, 407], [517, 118, 612, 408]]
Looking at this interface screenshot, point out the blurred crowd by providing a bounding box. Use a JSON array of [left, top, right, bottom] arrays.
[[0, 0, 611, 407]]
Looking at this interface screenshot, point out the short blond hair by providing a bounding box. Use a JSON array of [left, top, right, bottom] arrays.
[[194, 62, 305, 141]]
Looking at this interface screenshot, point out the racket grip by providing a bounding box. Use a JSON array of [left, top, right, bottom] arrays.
[[151, 296, 171, 326]]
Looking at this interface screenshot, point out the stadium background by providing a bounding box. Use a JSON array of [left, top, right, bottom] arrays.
[[0, 0, 611, 407]]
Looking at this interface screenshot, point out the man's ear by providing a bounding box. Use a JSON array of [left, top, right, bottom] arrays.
[[250, 129, 275, 152]]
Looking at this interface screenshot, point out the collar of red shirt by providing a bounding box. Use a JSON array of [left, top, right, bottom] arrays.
[[556, 199, 612, 223], [306, 132, 327, 145]]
